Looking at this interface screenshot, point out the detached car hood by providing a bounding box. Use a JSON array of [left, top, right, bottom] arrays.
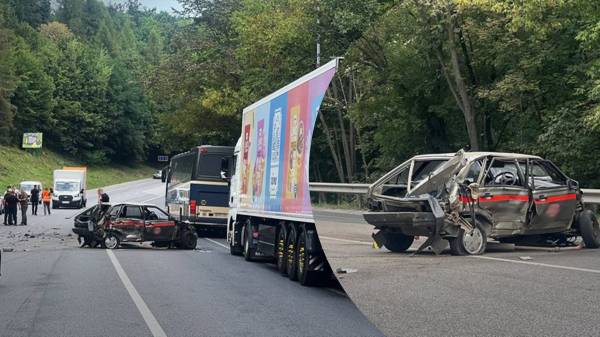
[[405, 150, 467, 198]]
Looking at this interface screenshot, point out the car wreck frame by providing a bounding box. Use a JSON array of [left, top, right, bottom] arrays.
[[363, 150, 600, 255], [73, 203, 198, 250]]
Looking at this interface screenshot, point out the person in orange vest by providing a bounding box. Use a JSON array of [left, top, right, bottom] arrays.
[[42, 188, 52, 215]]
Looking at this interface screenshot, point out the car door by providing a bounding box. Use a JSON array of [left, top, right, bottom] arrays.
[[143, 206, 177, 241], [477, 158, 530, 231], [526, 160, 577, 232], [117, 205, 145, 241]]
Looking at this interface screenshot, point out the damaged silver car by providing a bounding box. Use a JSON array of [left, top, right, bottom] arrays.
[[363, 150, 600, 255]]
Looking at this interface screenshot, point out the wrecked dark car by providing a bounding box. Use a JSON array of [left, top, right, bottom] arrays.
[[364, 150, 600, 255], [73, 203, 198, 250]]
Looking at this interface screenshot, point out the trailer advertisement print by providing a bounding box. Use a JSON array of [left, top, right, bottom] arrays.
[[239, 62, 337, 215]]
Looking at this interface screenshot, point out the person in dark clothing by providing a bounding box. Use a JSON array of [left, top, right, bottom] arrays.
[[3, 186, 11, 225], [4, 189, 18, 226], [30, 185, 40, 215], [18, 189, 29, 225]]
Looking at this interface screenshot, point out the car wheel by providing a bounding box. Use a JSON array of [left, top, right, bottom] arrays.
[[449, 223, 487, 256], [242, 221, 256, 261], [104, 233, 120, 249], [276, 225, 288, 275], [178, 230, 198, 250], [381, 230, 414, 253], [579, 210, 600, 249], [77, 235, 89, 248], [286, 225, 298, 281]]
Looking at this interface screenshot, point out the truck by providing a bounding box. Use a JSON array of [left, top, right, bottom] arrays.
[[165, 146, 234, 234], [226, 59, 339, 286], [52, 167, 87, 209]]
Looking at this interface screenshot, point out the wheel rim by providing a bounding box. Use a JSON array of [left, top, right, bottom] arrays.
[[462, 227, 484, 254], [105, 236, 118, 249], [298, 234, 306, 279], [287, 232, 295, 273], [277, 230, 286, 268]]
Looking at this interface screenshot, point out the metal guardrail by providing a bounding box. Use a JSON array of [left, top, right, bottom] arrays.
[[309, 183, 600, 205]]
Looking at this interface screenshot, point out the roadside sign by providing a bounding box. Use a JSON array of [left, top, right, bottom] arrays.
[[158, 155, 169, 162], [22, 133, 43, 149]]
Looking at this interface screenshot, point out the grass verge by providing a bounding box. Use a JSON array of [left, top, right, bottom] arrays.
[[0, 145, 155, 190]]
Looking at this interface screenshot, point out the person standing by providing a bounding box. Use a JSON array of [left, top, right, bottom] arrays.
[[18, 189, 29, 225], [42, 187, 51, 215], [30, 185, 40, 215], [3, 186, 12, 225], [5, 189, 18, 226]]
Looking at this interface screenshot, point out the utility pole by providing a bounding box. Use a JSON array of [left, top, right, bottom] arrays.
[[316, 0, 320, 68]]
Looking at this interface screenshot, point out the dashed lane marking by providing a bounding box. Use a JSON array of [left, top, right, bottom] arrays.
[[319, 236, 372, 245], [106, 250, 168, 337], [204, 238, 229, 250]]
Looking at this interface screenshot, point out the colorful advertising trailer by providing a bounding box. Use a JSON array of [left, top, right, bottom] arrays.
[[226, 59, 338, 286]]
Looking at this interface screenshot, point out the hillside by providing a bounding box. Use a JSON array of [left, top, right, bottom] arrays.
[[0, 146, 155, 190]]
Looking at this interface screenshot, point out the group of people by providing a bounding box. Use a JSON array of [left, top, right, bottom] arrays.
[[2, 185, 53, 226]]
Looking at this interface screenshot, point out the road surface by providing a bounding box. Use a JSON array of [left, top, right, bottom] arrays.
[[0, 179, 383, 337], [313, 207, 600, 337]]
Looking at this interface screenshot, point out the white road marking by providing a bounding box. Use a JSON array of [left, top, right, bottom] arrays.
[[106, 250, 168, 337], [319, 236, 372, 245], [141, 196, 162, 204], [471, 255, 600, 274], [205, 238, 229, 249]]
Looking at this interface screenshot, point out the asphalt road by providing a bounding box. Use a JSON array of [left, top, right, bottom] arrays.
[[0, 179, 383, 337], [313, 208, 600, 337]]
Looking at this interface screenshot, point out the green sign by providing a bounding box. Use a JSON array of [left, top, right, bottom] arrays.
[[22, 133, 43, 149]]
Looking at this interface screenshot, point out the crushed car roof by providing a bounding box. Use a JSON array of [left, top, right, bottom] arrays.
[[412, 151, 542, 161]]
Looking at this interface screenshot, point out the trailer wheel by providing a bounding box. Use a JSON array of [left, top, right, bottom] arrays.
[[381, 230, 414, 253], [276, 225, 288, 275], [286, 225, 299, 281], [243, 221, 256, 261], [449, 221, 486, 255], [297, 229, 318, 286], [579, 210, 600, 249]]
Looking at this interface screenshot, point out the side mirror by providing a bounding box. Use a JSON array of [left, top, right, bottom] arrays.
[[567, 179, 579, 190], [468, 183, 481, 200], [220, 157, 230, 180]]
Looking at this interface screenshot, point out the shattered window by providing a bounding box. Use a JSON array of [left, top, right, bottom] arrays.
[[529, 161, 567, 188], [411, 160, 447, 184], [464, 161, 483, 184], [484, 159, 524, 187]]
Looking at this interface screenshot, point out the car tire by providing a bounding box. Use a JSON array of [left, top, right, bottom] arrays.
[[449, 222, 487, 256], [77, 235, 90, 248], [276, 225, 288, 275], [286, 225, 299, 281], [104, 232, 120, 249], [52, 202, 57, 209], [178, 230, 198, 250], [381, 230, 414, 253], [579, 210, 600, 249], [242, 221, 256, 261], [296, 228, 319, 286]]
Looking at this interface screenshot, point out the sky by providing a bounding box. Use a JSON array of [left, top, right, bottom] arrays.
[[105, 0, 182, 13]]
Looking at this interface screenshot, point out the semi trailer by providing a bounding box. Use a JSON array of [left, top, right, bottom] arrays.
[[225, 59, 339, 286]]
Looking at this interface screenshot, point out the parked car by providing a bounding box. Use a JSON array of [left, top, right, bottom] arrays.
[[73, 203, 198, 250], [152, 170, 162, 179], [363, 150, 600, 255], [19, 181, 43, 204]]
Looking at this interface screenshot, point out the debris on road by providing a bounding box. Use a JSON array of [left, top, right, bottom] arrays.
[[519, 256, 533, 261], [2, 248, 14, 252], [336, 267, 358, 274]]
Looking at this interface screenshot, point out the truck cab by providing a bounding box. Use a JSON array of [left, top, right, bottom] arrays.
[[53, 168, 87, 209]]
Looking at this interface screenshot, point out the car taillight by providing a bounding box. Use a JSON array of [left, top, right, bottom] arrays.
[[190, 200, 197, 215]]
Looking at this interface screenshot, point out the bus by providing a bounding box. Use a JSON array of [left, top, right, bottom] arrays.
[[165, 145, 234, 233]]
